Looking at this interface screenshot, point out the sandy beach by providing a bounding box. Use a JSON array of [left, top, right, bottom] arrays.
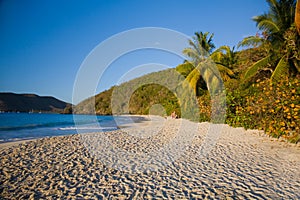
[[0, 117, 299, 199]]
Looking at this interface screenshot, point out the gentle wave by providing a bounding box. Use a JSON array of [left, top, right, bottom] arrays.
[[0, 121, 75, 131], [0, 120, 108, 132], [59, 126, 117, 130]]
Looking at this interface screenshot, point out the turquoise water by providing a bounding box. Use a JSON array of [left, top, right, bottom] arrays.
[[0, 113, 126, 142]]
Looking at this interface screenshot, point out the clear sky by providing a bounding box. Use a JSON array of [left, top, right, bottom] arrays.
[[0, 0, 269, 104]]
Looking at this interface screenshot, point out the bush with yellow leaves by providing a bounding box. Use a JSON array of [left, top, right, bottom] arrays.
[[226, 76, 300, 143]]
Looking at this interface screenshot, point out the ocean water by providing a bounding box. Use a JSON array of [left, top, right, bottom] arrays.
[[0, 113, 134, 143]]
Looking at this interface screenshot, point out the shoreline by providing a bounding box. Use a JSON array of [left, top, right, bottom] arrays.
[[0, 139, 37, 149], [1, 114, 299, 148]]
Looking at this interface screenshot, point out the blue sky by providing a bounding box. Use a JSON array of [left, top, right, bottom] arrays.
[[0, 0, 269, 104]]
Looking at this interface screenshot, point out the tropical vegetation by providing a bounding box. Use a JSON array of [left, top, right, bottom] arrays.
[[238, 0, 299, 82], [182, 32, 234, 95], [74, 0, 300, 143]]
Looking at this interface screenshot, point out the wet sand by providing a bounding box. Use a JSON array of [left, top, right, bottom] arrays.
[[0, 118, 299, 199]]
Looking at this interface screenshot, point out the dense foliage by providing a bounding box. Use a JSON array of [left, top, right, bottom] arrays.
[[238, 0, 299, 82], [128, 84, 180, 116], [226, 77, 300, 143]]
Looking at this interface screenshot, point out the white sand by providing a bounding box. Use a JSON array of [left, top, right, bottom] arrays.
[[0, 118, 299, 199]]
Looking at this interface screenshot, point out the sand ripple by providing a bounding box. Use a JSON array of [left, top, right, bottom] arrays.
[[0, 119, 299, 199]]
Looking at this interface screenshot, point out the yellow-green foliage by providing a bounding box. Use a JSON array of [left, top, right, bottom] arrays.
[[175, 62, 195, 78], [195, 74, 300, 143], [226, 76, 300, 143]]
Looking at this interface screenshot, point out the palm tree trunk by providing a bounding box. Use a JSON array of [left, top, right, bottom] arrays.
[[296, 0, 300, 35]]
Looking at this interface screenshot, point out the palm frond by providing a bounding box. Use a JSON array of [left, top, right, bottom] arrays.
[[195, 32, 215, 54], [267, 0, 280, 19], [185, 68, 201, 93], [175, 62, 195, 78], [215, 64, 234, 81], [199, 61, 224, 88], [217, 45, 231, 52], [244, 55, 271, 80], [256, 18, 280, 33], [206, 33, 215, 53], [271, 55, 290, 82], [210, 51, 223, 62], [188, 39, 201, 55], [211, 45, 230, 55], [183, 48, 201, 62], [237, 36, 264, 48], [216, 64, 235, 76], [252, 0, 295, 44]]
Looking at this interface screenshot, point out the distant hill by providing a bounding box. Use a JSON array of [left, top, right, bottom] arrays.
[[0, 93, 72, 113]]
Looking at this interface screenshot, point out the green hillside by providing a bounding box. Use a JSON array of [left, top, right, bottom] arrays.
[[74, 68, 184, 117]]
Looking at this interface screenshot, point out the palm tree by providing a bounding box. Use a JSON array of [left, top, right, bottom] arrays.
[[210, 45, 236, 81], [238, 0, 299, 82], [182, 32, 215, 95], [253, 0, 295, 46], [183, 32, 215, 63], [182, 32, 233, 95]]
